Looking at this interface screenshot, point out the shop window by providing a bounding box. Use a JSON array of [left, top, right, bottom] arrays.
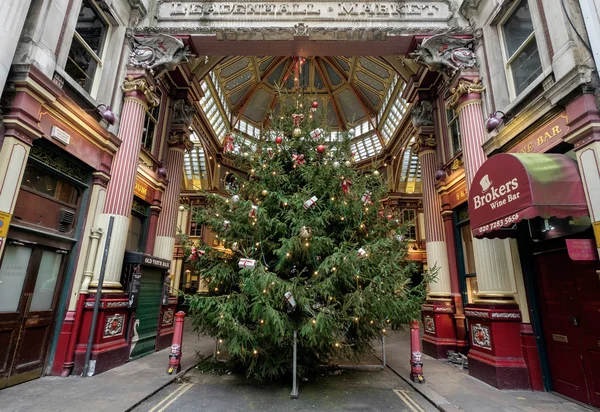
[[126, 198, 149, 252], [142, 91, 162, 153], [64, 0, 109, 95], [403, 209, 417, 240], [189, 207, 204, 237], [446, 108, 461, 156], [21, 164, 80, 205], [500, 0, 543, 97]]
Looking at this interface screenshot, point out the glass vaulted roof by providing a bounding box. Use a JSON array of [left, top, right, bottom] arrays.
[[196, 56, 409, 162]]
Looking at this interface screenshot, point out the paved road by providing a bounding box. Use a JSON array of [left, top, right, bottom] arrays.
[[133, 365, 438, 412]]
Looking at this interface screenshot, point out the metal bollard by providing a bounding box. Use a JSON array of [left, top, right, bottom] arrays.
[[167, 311, 186, 374], [409, 319, 425, 383]]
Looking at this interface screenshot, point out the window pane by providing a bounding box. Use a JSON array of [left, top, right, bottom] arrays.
[[503, 0, 534, 58], [127, 215, 144, 252], [22, 165, 79, 205], [30, 251, 63, 311], [512, 40, 543, 95], [76, 0, 107, 56], [0, 245, 32, 312], [65, 36, 98, 92], [460, 224, 476, 275]]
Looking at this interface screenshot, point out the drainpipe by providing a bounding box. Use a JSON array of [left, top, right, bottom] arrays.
[[61, 227, 104, 377], [578, 0, 600, 72]]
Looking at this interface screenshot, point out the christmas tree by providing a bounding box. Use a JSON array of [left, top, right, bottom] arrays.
[[183, 88, 430, 380]]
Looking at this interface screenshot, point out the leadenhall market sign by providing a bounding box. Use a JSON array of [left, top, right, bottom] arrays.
[[148, 0, 461, 31]]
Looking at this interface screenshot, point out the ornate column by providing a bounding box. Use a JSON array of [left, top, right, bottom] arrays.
[[90, 71, 160, 291], [154, 100, 195, 261], [447, 74, 528, 390], [412, 121, 457, 359], [0, 0, 32, 94]]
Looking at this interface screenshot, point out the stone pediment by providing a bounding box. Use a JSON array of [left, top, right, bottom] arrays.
[[144, 0, 466, 36]]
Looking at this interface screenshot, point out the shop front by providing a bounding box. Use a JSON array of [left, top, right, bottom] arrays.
[[467, 151, 600, 407]]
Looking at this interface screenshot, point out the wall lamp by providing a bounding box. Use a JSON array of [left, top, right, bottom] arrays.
[[96, 104, 115, 125], [485, 111, 508, 133]]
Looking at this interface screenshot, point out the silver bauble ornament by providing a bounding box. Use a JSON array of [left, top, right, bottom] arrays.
[[231, 242, 239, 252], [292, 127, 302, 138], [231, 195, 240, 203], [243, 152, 250, 158], [348, 129, 355, 137], [333, 161, 340, 168], [344, 160, 352, 167], [373, 170, 380, 176], [299, 226, 311, 239]]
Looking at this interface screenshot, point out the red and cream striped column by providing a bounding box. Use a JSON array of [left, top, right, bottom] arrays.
[[448, 75, 530, 390], [154, 127, 192, 261], [90, 71, 160, 291], [447, 77, 517, 302], [412, 133, 451, 297], [412, 129, 457, 359]]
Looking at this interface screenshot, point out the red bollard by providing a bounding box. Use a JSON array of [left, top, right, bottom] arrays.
[[167, 311, 186, 374], [409, 319, 425, 383]]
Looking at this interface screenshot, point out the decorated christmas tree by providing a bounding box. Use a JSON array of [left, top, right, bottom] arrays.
[[183, 86, 430, 380]]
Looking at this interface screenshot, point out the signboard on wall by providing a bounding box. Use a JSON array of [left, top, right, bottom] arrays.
[[508, 112, 569, 154], [566, 239, 598, 261], [133, 179, 154, 203], [0, 211, 12, 238]]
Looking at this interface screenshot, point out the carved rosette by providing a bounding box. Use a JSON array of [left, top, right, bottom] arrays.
[[411, 134, 437, 155], [168, 131, 194, 152], [446, 78, 485, 109], [121, 75, 160, 107]]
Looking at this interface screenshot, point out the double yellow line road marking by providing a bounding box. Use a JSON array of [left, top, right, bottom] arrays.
[[393, 389, 427, 412], [148, 383, 194, 412]]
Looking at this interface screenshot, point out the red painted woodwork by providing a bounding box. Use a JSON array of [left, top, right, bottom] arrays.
[[535, 248, 600, 407], [72, 294, 130, 376], [58, 293, 86, 376], [421, 303, 457, 359], [51, 310, 75, 376], [157, 301, 178, 351], [521, 323, 544, 391], [464, 306, 530, 390]]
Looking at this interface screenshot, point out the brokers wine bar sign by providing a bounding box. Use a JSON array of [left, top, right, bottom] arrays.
[[158, 1, 453, 21]]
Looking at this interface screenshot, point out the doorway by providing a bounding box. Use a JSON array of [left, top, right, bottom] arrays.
[[534, 247, 600, 407], [0, 241, 68, 388]]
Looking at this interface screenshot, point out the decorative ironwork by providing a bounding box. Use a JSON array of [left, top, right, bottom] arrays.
[[29, 145, 87, 182], [132, 198, 149, 216]]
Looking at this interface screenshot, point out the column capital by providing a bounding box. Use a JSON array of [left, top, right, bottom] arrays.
[[168, 129, 193, 152], [411, 133, 437, 155], [92, 171, 110, 187], [121, 72, 160, 107], [446, 77, 485, 110]]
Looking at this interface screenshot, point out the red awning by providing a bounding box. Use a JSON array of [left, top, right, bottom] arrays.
[[469, 153, 589, 238]]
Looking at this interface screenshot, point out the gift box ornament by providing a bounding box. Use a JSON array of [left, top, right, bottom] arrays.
[[357, 248, 367, 258], [303, 196, 318, 210], [361, 191, 372, 204], [238, 258, 256, 269], [284, 291, 297, 308], [249, 205, 258, 218], [266, 147, 274, 158], [310, 128, 324, 140], [223, 220, 231, 230], [188, 246, 205, 262], [292, 153, 305, 166], [223, 133, 235, 153]]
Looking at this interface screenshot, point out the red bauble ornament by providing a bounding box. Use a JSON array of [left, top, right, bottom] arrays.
[[317, 145, 326, 153], [275, 136, 283, 145], [312, 101, 319, 109]]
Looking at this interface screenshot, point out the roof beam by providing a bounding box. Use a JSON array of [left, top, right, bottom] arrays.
[[315, 58, 345, 129], [192, 56, 227, 82]]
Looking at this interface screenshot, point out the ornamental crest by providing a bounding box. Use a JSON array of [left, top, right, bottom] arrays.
[[471, 324, 491, 350], [104, 314, 125, 337], [424, 315, 435, 334], [130, 34, 195, 76], [163, 309, 175, 326]]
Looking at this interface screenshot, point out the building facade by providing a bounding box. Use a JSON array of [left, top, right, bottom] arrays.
[[0, 0, 599, 408]]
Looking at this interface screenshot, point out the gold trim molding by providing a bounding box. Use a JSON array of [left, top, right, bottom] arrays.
[[446, 78, 485, 109], [121, 76, 160, 107]]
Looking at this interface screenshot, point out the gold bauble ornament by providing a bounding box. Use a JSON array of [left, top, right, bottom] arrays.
[[292, 127, 302, 138], [344, 160, 352, 167], [299, 226, 311, 239], [262, 189, 269, 196], [373, 170, 380, 176]]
